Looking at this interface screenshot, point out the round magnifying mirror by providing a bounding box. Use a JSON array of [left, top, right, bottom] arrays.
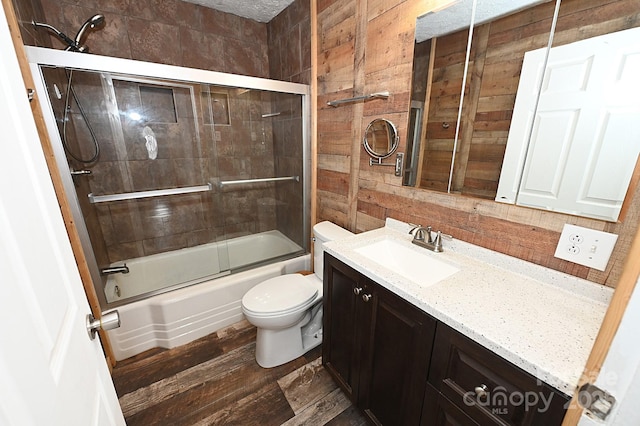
[[363, 118, 399, 160]]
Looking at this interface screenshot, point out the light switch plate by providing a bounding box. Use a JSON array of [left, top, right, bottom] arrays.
[[554, 224, 618, 271]]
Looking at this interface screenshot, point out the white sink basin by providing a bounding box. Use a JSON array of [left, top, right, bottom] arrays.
[[354, 238, 460, 287]]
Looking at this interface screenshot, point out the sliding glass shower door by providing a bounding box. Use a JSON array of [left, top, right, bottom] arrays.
[[34, 56, 308, 308]]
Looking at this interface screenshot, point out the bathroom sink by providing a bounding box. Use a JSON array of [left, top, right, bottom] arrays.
[[354, 238, 460, 287]]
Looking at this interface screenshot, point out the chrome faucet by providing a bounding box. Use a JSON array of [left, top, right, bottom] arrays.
[[100, 264, 129, 275], [409, 225, 452, 253]]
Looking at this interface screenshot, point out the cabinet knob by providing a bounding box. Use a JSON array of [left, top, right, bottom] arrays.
[[474, 384, 489, 399], [353, 287, 363, 295], [362, 294, 372, 302]]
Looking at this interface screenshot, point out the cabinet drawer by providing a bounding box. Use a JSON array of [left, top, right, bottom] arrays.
[[428, 324, 569, 425], [422, 384, 479, 426]]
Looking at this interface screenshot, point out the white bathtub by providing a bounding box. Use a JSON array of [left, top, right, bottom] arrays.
[[105, 230, 303, 303], [104, 231, 310, 361]]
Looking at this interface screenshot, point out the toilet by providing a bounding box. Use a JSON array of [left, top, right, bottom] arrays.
[[241, 221, 353, 368]]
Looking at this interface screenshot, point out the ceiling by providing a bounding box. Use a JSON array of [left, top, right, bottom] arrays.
[[415, 0, 548, 42], [182, 0, 296, 23], [181, 0, 548, 40]]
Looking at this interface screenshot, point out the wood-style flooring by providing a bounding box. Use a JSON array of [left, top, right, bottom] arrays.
[[111, 320, 368, 425]]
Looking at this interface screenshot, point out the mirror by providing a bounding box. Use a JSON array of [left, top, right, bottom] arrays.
[[364, 118, 399, 160], [405, 0, 640, 221]]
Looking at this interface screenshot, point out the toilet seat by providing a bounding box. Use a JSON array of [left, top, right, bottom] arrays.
[[242, 274, 318, 317]]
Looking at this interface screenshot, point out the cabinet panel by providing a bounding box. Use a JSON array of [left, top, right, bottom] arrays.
[[322, 255, 364, 399], [323, 254, 437, 425], [360, 282, 436, 425], [422, 384, 479, 426], [428, 324, 568, 425]]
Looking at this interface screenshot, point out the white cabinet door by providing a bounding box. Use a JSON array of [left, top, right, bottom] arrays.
[[0, 6, 125, 426], [497, 27, 640, 221]]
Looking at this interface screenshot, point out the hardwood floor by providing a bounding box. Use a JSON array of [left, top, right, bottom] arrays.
[[112, 320, 368, 425]]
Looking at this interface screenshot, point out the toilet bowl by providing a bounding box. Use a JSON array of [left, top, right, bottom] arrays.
[[241, 221, 353, 368]]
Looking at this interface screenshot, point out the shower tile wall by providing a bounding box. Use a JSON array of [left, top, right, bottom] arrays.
[[25, 0, 270, 78], [268, 0, 311, 245], [12, 0, 310, 264]]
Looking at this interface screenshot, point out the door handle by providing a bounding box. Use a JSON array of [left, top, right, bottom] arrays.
[[86, 310, 120, 340]]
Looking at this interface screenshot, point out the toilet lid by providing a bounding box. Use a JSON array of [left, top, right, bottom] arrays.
[[243, 274, 318, 315]]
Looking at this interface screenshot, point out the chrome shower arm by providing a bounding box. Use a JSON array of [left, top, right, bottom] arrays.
[[31, 20, 81, 51]]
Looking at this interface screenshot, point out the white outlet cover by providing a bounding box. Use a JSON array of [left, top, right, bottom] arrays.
[[554, 224, 618, 271]]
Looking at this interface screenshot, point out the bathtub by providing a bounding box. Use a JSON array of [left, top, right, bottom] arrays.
[[104, 230, 310, 361], [104, 230, 304, 303]]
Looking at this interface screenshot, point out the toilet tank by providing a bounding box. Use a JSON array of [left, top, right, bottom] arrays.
[[313, 221, 354, 280]]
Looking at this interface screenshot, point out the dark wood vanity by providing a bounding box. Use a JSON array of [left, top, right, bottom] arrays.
[[323, 254, 570, 426]]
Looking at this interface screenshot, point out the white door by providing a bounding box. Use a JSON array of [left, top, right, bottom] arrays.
[[577, 275, 640, 426], [0, 6, 125, 426], [497, 27, 640, 221]]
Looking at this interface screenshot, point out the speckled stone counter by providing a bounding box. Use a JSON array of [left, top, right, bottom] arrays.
[[323, 219, 613, 396]]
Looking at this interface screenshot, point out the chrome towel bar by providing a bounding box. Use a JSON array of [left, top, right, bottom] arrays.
[[219, 176, 299, 187], [88, 183, 213, 204], [327, 91, 390, 107]]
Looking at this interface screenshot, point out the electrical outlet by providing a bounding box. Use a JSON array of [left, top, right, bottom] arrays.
[[554, 224, 618, 271]]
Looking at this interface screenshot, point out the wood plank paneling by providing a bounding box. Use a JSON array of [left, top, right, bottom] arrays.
[[316, 0, 640, 289]]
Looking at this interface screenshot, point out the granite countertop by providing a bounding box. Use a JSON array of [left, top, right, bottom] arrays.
[[323, 218, 613, 396]]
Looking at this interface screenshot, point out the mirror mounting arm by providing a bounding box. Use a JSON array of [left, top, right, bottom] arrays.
[[369, 153, 404, 177]]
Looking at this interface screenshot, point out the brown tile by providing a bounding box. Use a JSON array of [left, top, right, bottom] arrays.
[[280, 388, 353, 426], [223, 37, 269, 78], [111, 317, 370, 426], [106, 200, 138, 243], [142, 233, 188, 255], [277, 357, 339, 414], [180, 27, 226, 71], [200, 7, 238, 38], [323, 405, 369, 426], [112, 322, 256, 395], [123, 343, 306, 425], [127, 158, 176, 190], [151, 0, 202, 30], [300, 18, 312, 71], [190, 383, 295, 426], [127, 18, 181, 65], [161, 194, 207, 234]]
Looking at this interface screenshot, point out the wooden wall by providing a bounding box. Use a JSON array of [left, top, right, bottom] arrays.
[[315, 0, 640, 288]]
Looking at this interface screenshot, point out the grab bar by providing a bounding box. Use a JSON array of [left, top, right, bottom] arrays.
[[218, 176, 299, 188], [88, 183, 212, 204], [327, 91, 390, 107]]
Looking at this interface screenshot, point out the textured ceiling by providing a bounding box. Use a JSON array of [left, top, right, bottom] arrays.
[[184, 0, 548, 43], [416, 0, 548, 42], [182, 0, 295, 22]]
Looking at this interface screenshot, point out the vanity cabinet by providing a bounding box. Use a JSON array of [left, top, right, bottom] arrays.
[[424, 323, 569, 425], [323, 253, 573, 425], [323, 254, 437, 425]]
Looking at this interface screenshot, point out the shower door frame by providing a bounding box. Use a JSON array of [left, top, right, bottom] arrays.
[[26, 46, 312, 310]]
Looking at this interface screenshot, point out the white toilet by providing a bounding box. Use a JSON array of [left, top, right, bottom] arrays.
[[241, 221, 353, 368]]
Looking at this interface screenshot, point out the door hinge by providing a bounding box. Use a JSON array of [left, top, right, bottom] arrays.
[[577, 383, 616, 421], [27, 88, 35, 102]]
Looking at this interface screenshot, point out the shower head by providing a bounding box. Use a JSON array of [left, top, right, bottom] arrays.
[[74, 14, 105, 51], [32, 14, 105, 53]]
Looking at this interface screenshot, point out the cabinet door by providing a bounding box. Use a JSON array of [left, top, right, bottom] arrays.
[[359, 282, 437, 426], [322, 254, 366, 400]]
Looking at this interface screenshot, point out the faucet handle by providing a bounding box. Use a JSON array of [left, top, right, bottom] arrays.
[[438, 231, 453, 240], [425, 226, 433, 243], [408, 224, 422, 235], [432, 231, 453, 252]]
